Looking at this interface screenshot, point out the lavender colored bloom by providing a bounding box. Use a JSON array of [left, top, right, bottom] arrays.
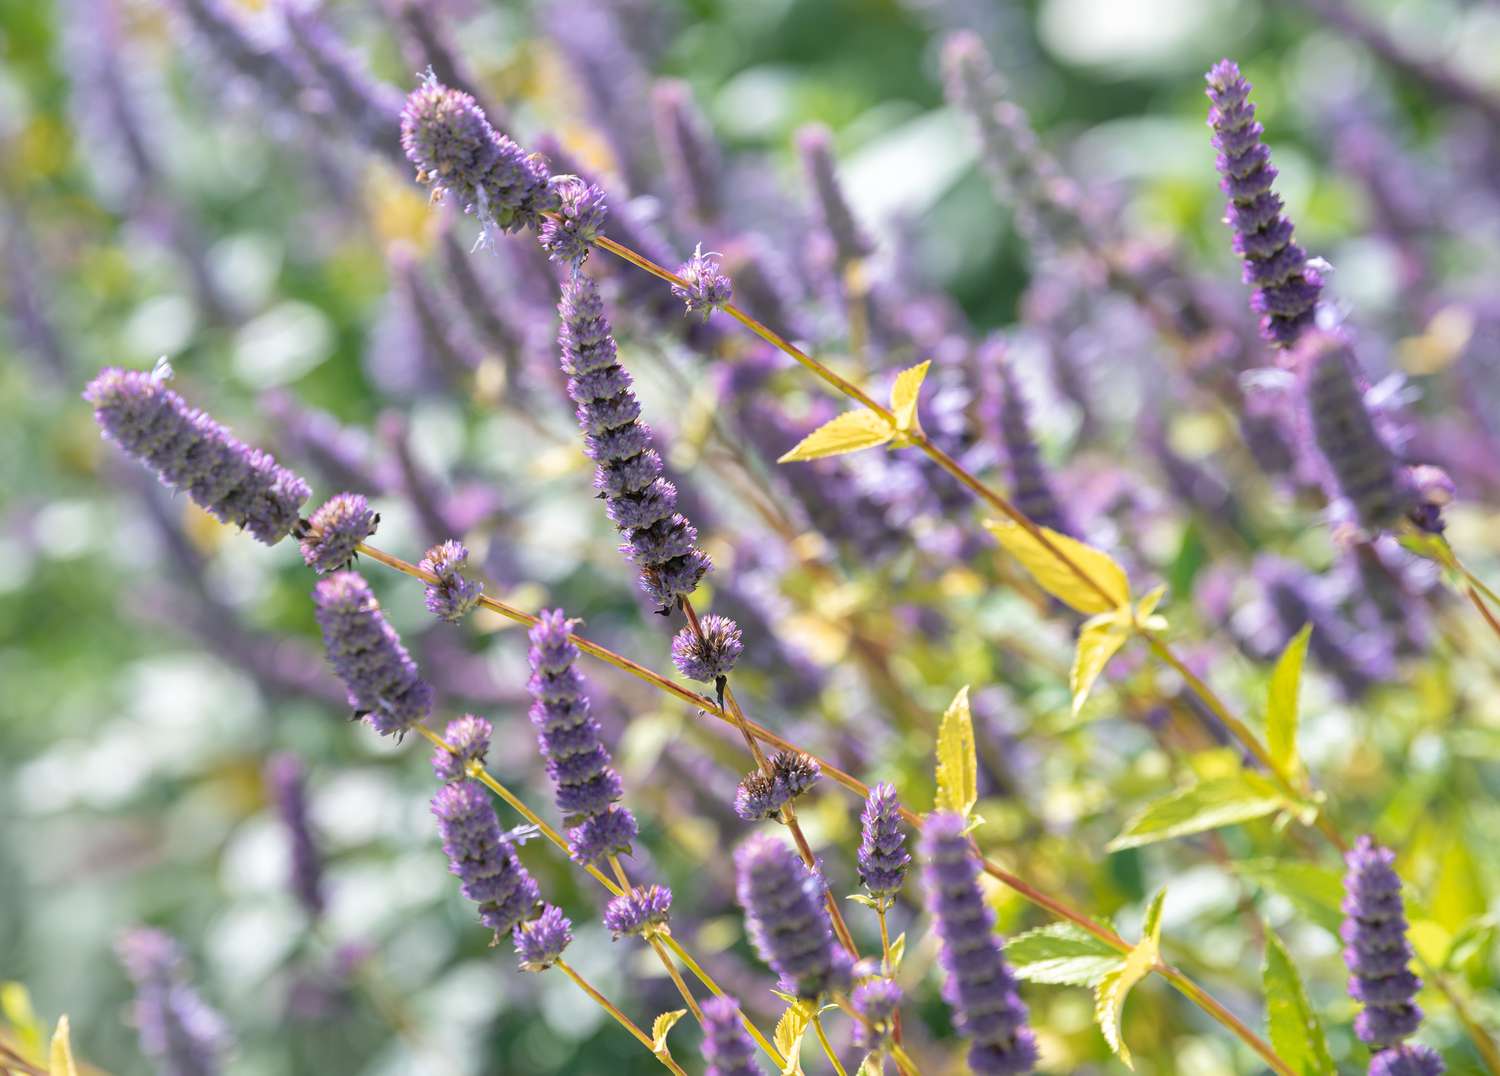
[[299, 492, 377, 573], [1405, 465, 1454, 535], [672, 244, 734, 319], [116, 928, 232, 1076], [431, 779, 540, 937], [261, 390, 392, 496], [400, 78, 553, 237], [312, 571, 433, 736], [852, 976, 903, 1050], [515, 904, 573, 971], [603, 883, 673, 938], [1255, 556, 1390, 701], [857, 782, 911, 902], [922, 812, 1037, 1074], [770, 751, 820, 800], [652, 79, 722, 226], [558, 272, 711, 610], [265, 753, 325, 922], [539, 176, 608, 266], [734, 833, 852, 998], [419, 540, 484, 621], [1369, 1045, 1446, 1076], [1343, 836, 1426, 1050], [988, 345, 1073, 536], [701, 994, 763, 1076], [431, 713, 492, 783], [1205, 60, 1323, 348], [280, 4, 404, 163], [734, 771, 783, 822], [797, 125, 875, 268], [670, 615, 743, 681], [84, 367, 311, 545], [567, 805, 639, 867]]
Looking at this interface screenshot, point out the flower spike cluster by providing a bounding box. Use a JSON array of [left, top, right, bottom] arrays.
[[299, 492, 377, 573], [672, 244, 734, 319], [856, 782, 911, 903], [419, 540, 484, 621], [515, 904, 573, 971], [431, 779, 540, 938], [602, 883, 673, 939], [700, 995, 761, 1076], [265, 753, 325, 922], [312, 571, 433, 737], [733, 751, 821, 822], [734, 832, 852, 998], [539, 176, 608, 266], [431, 714, 493, 783], [116, 927, 232, 1076], [84, 366, 310, 545]]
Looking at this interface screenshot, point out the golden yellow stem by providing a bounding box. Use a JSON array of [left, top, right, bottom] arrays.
[[554, 959, 689, 1075]]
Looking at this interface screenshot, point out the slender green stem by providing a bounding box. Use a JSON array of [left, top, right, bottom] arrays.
[[648, 935, 705, 1025], [811, 1012, 848, 1076], [658, 934, 787, 1069], [555, 959, 689, 1075]]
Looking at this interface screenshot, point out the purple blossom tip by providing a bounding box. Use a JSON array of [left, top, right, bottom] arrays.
[[1404, 465, 1454, 534], [83, 366, 310, 545], [299, 492, 377, 573], [431, 780, 540, 938], [700, 994, 762, 1076], [733, 752, 821, 822], [602, 883, 673, 939], [1370, 1045, 1446, 1076], [116, 927, 232, 1076], [312, 571, 432, 737], [515, 904, 573, 971], [670, 614, 743, 681], [568, 805, 639, 866], [671, 244, 733, 319], [1343, 835, 1426, 1049], [922, 812, 1037, 1074], [857, 782, 911, 902], [432, 714, 492, 783], [265, 753, 325, 921], [734, 832, 852, 999], [539, 176, 608, 266], [419, 540, 484, 621], [852, 976, 903, 1049]]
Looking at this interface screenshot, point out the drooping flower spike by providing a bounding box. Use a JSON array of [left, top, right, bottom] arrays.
[[299, 492, 377, 574], [700, 994, 762, 1076], [431, 779, 541, 939], [734, 832, 851, 999], [312, 571, 433, 737]]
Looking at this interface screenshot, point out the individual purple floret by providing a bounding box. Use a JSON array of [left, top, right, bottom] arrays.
[[558, 272, 711, 611], [734, 833, 852, 999], [84, 366, 310, 545], [265, 753, 325, 922], [431, 714, 492, 783], [431, 779, 540, 938], [922, 812, 1037, 1075], [539, 176, 608, 266], [1369, 1045, 1446, 1076], [797, 124, 875, 269], [857, 782, 911, 903], [400, 77, 554, 237], [1205, 59, 1323, 348], [515, 904, 573, 971], [1342, 836, 1427, 1051], [701, 994, 762, 1076], [419, 540, 484, 622], [670, 615, 743, 682], [672, 244, 734, 319], [116, 927, 232, 1076], [299, 492, 377, 573], [603, 883, 673, 939], [312, 571, 433, 736], [852, 976, 903, 1049], [652, 79, 722, 226]]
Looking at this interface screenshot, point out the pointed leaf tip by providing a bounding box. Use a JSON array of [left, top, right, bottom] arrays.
[[777, 409, 893, 462]]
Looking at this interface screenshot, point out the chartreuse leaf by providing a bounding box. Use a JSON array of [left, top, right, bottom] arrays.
[[49, 1015, 78, 1076], [1071, 618, 1130, 716], [651, 1009, 687, 1055], [1443, 915, 1497, 971], [1233, 860, 1346, 936], [774, 1001, 815, 1076], [887, 932, 907, 973], [983, 520, 1129, 615], [1266, 624, 1312, 777], [1263, 931, 1336, 1075], [1005, 923, 1125, 986], [856, 1052, 884, 1076], [889, 360, 930, 433], [934, 685, 978, 820], [777, 409, 893, 463], [1094, 890, 1166, 1069], [1107, 773, 1289, 851], [0, 982, 42, 1058]]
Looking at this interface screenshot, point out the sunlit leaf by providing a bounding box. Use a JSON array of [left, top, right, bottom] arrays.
[[1266, 624, 1312, 778], [855, 1052, 884, 1076], [1443, 915, 1497, 971], [1071, 619, 1129, 716], [1005, 923, 1125, 986], [49, 1015, 79, 1076], [1234, 860, 1345, 936], [934, 685, 978, 819], [889, 360, 931, 433], [651, 1009, 687, 1054], [983, 520, 1129, 614], [1107, 774, 1289, 851], [777, 409, 893, 463], [1093, 889, 1165, 1069], [0, 983, 41, 1057], [887, 932, 906, 973], [774, 1001, 815, 1076], [1263, 931, 1336, 1075]]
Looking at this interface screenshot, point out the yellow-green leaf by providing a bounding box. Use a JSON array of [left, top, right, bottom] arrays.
[[1263, 931, 1336, 1075], [1107, 774, 1290, 851], [1093, 889, 1165, 1069], [889, 360, 930, 433], [887, 932, 907, 974], [934, 685, 978, 818], [0, 982, 42, 1057], [1071, 620, 1129, 715], [855, 1052, 885, 1076], [651, 1009, 687, 1054], [49, 1015, 78, 1076], [983, 520, 1129, 615], [1267, 624, 1311, 777], [777, 409, 893, 463], [1005, 923, 1126, 986], [774, 1001, 814, 1076]]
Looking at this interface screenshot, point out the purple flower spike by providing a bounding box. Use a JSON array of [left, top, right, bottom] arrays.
[[734, 771, 783, 822], [672, 244, 734, 319], [922, 812, 1037, 1075], [84, 366, 310, 545], [701, 994, 762, 1076], [539, 176, 608, 266], [986, 342, 1073, 536], [1205, 59, 1323, 348], [1342, 836, 1427, 1051], [312, 572, 433, 737], [797, 124, 875, 269], [419, 540, 484, 622], [652, 79, 722, 226], [857, 782, 911, 903], [603, 883, 673, 939], [568, 806, 639, 867], [431, 780, 540, 938], [265, 753, 325, 922], [431, 714, 492, 783], [299, 492, 377, 573], [670, 615, 743, 681], [400, 78, 553, 236], [515, 904, 573, 971], [559, 272, 711, 611], [116, 927, 232, 1076], [1370, 1045, 1446, 1076], [734, 833, 852, 999], [852, 976, 903, 1049]]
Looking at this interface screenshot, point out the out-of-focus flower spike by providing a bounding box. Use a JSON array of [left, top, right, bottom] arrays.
[[265, 753, 326, 922], [262, 390, 394, 496], [1254, 556, 1393, 700], [978, 338, 1073, 536], [796, 124, 875, 270], [116, 928, 233, 1076], [700, 994, 762, 1076], [279, 2, 404, 165], [388, 244, 484, 388], [652, 79, 723, 227]]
